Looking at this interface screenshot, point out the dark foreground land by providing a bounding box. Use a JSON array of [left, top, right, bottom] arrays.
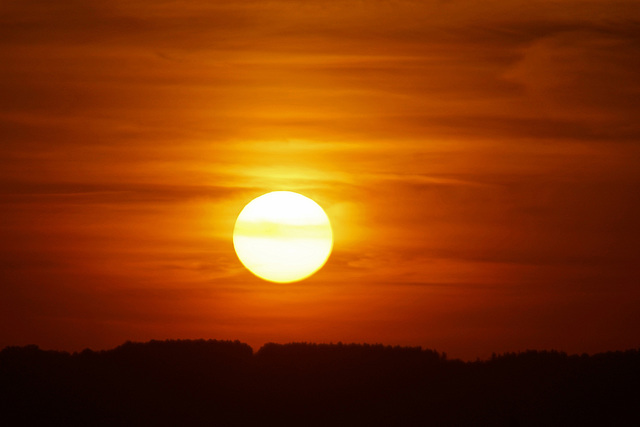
[[1, 340, 639, 426]]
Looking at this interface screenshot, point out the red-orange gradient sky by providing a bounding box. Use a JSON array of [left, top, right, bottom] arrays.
[[1, 0, 639, 360]]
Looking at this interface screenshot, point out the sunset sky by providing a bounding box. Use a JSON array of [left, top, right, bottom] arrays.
[[1, 0, 639, 360]]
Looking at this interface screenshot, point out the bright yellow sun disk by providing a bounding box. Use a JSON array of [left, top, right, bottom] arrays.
[[233, 191, 333, 283]]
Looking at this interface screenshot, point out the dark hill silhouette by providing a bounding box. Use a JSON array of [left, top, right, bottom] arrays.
[[1, 340, 638, 426]]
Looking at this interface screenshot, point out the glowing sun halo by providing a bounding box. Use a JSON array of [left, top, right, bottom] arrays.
[[233, 191, 333, 283]]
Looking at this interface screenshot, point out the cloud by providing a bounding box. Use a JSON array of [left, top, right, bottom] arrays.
[[505, 28, 640, 122], [1, 0, 639, 355], [0, 182, 246, 204]]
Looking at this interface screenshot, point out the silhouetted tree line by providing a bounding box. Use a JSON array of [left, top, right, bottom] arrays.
[[1, 340, 638, 426]]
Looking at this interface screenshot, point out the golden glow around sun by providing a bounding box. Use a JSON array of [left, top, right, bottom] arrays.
[[233, 191, 333, 283]]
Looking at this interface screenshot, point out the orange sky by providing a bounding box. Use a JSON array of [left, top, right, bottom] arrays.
[[1, 0, 639, 360]]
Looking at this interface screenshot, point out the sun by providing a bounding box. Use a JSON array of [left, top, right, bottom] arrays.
[[233, 191, 333, 283]]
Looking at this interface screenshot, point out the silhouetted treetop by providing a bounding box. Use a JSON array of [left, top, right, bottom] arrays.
[[1, 340, 639, 426], [256, 341, 443, 361], [107, 338, 253, 364]]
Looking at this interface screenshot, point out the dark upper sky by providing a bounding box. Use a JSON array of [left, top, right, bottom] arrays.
[[1, 0, 639, 359]]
